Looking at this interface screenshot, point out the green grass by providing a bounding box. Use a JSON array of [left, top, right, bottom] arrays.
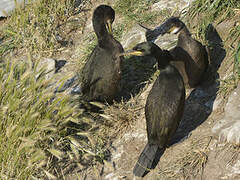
[[0, 0, 239, 178], [187, 0, 240, 44], [0, 56, 109, 178], [0, 0, 89, 57], [114, 0, 159, 25], [187, 0, 240, 95], [188, 0, 239, 23]]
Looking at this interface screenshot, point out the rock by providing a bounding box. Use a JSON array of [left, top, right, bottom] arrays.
[[36, 58, 56, 80], [204, 97, 221, 111], [121, 24, 147, 49], [0, 0, 83, 17], [212, 83, 240, 145], [154, 35, 178, 50], [151, 0, 192, 12], [0, 0, 26, 17]]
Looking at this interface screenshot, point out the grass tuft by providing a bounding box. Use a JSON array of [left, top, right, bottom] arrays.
[[158, 137, 211, 180], [114, 0, 159, 25], [101, 95, 144, 139], [0, 56, 108, 178], [0, 0, 90, 57]]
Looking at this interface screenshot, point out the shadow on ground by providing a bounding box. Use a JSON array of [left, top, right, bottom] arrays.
[[117, 55, 157, 101]]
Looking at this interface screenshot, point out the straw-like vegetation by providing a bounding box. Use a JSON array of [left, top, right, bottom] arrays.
[[0, 0, 239, 179]]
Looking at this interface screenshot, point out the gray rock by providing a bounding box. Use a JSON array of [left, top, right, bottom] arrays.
[[151, 0, 192, 12], [212, 83, 240, 144], [204, 97, 221, 111], [36, 58, 56, 80], [0, 0, 26, 17], [36, 58, 81, 95], [153, 33, 178, 50], [121, 24, 147, 49]]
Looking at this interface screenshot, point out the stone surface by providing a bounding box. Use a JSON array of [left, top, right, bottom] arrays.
[[212, 83, 240, 145], [36, 58, 56, 80], [202, 140, 240, 180], [121, 24, 147, 49], [152, 0, 193, 12], [120, 0, 193, 51], [0, 0, 26, 17]]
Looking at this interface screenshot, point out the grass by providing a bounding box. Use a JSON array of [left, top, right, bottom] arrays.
[[0, 0, 239, 179], [0, 56, 110, 179], [0, 1, 110, 177], [186, 0, 240, 96], [187, 0, 240, 46], [114, 0, 159, 25], [101, 94, 144, 139], [0, 0, 109, 176], [0, 0, 90, 57], [157, 137, 211, 180]]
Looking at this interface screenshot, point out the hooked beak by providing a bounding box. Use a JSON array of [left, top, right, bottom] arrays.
[[138, 23, 156, 42], [106, 19, 113, 35], [154, 21, 182, 35], [119, 50, 144, 57], [167, 26, 181, 34]]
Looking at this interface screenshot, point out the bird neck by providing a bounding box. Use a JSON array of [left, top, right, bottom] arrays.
[[96, 24, 109, 39], [178, 26, 191, 39], [93, 22, 113, 48], [154, 49, 171, 69]]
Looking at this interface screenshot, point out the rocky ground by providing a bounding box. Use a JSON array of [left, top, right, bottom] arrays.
[[60, 1, 239, 179], [1, 0, 240, 179]]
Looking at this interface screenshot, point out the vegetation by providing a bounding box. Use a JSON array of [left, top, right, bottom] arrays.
[[0, 0, 89, 57], [114, 0, 159, 25], [186, 0, 240, 98], [0, 58, 109, 179], [0, 0, 239, 179], [0, 0, 106, 179], [188, 0, 240, 44]]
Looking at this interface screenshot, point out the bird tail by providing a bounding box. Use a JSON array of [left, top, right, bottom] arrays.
[[133, 143, 165, 177]]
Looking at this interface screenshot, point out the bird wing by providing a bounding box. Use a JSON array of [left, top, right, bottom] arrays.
[[145, 72, 185, 147]]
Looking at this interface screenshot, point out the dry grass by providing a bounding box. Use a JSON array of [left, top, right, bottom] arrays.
[[0, 1, 113, 178], [0, 0, 90, 57], [0, 0, 239, 179], [158, 137, 211, 180], [0, 56, 113, 179], [100, 95, 144, 139]]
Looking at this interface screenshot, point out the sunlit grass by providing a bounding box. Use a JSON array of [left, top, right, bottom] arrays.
[[114, 0, 159, 24], [0, 0, 89, 57]]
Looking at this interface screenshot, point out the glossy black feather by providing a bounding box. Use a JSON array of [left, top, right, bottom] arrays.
[[80, 5, 124, 103]]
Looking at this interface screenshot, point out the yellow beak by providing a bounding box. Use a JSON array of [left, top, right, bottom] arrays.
[[106, 19, 113, 35], [119, 50, 144, 57], [168, 26, 180, 34]]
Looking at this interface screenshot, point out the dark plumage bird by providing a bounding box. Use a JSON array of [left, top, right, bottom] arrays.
[[80, 5, 124, 103], [146, 17, 209, 88], [121, 42, 185, 177]]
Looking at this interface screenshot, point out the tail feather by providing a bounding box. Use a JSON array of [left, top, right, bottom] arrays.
[[133, 143, 165, 177]]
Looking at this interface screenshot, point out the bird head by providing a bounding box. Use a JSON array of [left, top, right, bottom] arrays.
[[93, 5, 115, 35], [119, 42, 161, 57], [155, 17, 185, 35]]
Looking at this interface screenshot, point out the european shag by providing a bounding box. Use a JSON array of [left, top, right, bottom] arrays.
[[121, 42, 185, 177], [147, 17, 209, 88], [80, 5, 124, 103]]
